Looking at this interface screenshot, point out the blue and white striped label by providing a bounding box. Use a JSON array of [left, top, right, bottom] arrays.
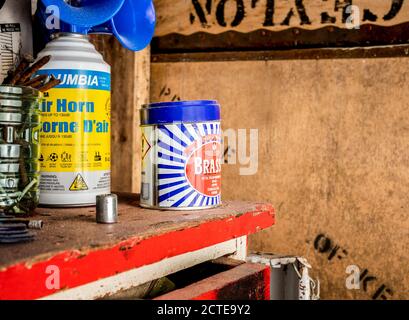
[[141, 121, 222, 209]]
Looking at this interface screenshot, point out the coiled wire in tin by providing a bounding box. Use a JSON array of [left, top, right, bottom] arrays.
[[0, 86, 41, 214]]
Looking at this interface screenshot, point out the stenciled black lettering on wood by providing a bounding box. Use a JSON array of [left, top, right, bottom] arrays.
[[191, 0, 209, 25], [363, 9, 378, 22], [309, 233, 396, 300], [263, 0, 275, 26], [321, 12, 336, 24], [161, 0, 409, 54], [251, 0, 259, 8], [223, 146, 230, 163], [216, 0, 246, 27], [159, 85, 181, 102], [335, 0, 352, 23], [383, 0, 404, 20], [372, 285, 393, 300], [327, 244, 341, 260], [281, 0, 311, 26], [314, 234, 332, 253], [159, 85, 171, 97], [363, 0, 404, 23], [206, 0, 213, 14], [360, 270, 377, 292], [190, 0, 406, 28], [321, 0, 340, 25]]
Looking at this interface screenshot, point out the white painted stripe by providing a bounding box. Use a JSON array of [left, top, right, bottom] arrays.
[[41, 239, 241, 300], [158, 176, 186, 186], [197, 124, 207, 137], [185, 124, 200, 141], [215, 123, 221, 134], [231, 236, 247, 261], [158, 182, 189, 197], [158, 131, 186, 152], [166, 124, 193, 147], [205, 123, 212, 135], [157, 168, 185, 175], [158, 157, 186, 167], [194, 194, 204, 207], [178, 190, 199, 207], [157, 145, 187, 160], [160, 186, 192, 205]]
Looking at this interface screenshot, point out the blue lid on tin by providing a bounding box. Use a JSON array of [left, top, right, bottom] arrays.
[[140, 100, 221, 125]]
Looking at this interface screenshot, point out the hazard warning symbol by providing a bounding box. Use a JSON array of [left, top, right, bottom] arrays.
[[69, 174, 89, 191], [141, 133, 151, 161]]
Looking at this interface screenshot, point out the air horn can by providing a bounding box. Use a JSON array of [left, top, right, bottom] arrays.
[[34, 0, 155, 206]]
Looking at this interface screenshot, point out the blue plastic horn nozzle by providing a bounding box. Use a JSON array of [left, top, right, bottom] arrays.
[[36, 0, 156, 51]]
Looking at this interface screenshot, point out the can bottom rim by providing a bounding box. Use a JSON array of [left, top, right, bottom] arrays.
[[39, 203, 95, 208], [140, 203, 221, 211]]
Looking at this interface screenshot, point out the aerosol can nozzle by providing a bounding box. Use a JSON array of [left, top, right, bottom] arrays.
[[35, 0, 156, 51]]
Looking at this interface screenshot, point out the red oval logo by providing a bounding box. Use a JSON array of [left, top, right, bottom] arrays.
[[185, 141, 222, 197]]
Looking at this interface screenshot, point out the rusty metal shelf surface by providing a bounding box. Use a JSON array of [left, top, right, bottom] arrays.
[[0, 193, 275, 300]]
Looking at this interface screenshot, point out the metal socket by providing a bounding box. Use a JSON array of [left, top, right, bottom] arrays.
[[0, 99, 23, 108], [96, 194, 118, 224], [0, 112, 22, 125], [0, 144, 20, 159], [1, 126, 16, 143], [28, 220, 44, 230], [0, 162, 20, 173], [0, 177, 19, 189]]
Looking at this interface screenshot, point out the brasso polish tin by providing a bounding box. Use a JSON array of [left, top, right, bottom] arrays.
[[140, 100, 222, 210]]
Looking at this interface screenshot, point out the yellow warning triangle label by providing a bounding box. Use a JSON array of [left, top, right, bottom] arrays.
[[141, 133, 151, 161], [69, 174, 89, 191]]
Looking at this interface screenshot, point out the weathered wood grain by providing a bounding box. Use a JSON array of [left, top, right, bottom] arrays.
[[91, 36, 150, 193], [0, 193, 275, 300], [153, 0, 409, 51], [152, 45, 409, 62], [155, 262, 270, 300], [155, 0, 409, 35], [151, 55, 409, 300]]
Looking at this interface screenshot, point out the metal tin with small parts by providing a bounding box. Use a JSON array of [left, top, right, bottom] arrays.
[[0, 86, 41, 215]]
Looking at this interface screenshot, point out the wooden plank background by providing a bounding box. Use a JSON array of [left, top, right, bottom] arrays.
[[91, 36, 149, 193], [151, 1, 409, 300], [153, 0, 409, 51], [29, 0, 409, 300], [151, 54, 409, 300], [156, 0, 409, 35]]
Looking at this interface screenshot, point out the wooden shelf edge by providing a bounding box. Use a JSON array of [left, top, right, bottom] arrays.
[[0, 204, 275, 300]]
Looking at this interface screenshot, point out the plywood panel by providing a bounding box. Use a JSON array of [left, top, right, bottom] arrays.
[[151, 56, 409, 299]]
